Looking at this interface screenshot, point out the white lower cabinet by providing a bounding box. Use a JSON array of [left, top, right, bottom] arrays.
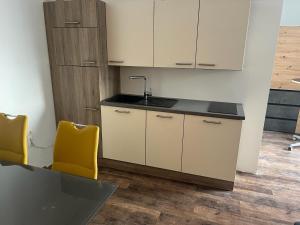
[[146, 111, 184, 171], [101, 106, 146, 165], [101, 105, 242, 182], [182, 115, 242, 181]]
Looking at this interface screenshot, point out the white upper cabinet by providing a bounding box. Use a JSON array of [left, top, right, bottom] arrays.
[[105, 0, 250, 70], [154, 0, 199, 68], [105, 0, 154, 67], [196, 0, 250, 70]]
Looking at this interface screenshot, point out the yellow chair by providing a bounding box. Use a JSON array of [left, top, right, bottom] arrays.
[[52, 121, 99, 180], [0, 113, 28, 164]]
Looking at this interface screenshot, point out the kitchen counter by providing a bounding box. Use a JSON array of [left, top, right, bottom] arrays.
[[101, 95, 245, 120]]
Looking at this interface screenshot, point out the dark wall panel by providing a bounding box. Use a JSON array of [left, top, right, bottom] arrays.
[[266, 105, 299, 120], [264, 89, 300, 133], [268, 90, 300, 106], [264, 118, 296, 134]]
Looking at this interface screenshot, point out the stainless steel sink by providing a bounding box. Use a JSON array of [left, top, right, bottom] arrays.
[[106, 95, 178, 108]]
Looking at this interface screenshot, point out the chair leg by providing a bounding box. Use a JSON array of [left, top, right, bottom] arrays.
[[288, 142, 300, 151], [292, 135, 300, 141]]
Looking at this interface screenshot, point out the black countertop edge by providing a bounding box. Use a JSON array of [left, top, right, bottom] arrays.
[[100, 95, 245, 121]]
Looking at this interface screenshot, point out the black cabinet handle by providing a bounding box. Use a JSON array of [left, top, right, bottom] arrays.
[[203, 120, 222, 125], [115, 109, 130, 114], [176, 63, 193, 66], [84, 107, 100, 112], [198, 63, 216, 67], [156, 115, 173, 119], [64, 21, 80, 25]]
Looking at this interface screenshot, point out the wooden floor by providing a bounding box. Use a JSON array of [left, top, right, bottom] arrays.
[[91, 132, 300, 225]]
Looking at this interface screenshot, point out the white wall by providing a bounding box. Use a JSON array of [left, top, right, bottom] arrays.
[[0, 0, 56, 167], [121, 0, 283, 173], [281, 0, 300, 26]]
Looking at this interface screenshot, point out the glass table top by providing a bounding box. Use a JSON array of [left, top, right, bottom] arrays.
[[0, 161, 117, 225]]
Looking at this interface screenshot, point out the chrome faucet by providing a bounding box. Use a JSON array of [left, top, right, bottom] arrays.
[[129, 76, 152, 101]]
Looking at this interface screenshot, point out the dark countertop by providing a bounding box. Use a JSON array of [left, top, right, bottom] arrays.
[[101, 95, 245, 120]]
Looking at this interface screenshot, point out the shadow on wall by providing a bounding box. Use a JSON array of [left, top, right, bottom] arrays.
[[0, 0, 56, 166]]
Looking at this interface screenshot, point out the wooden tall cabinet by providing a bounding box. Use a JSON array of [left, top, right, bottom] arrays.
[[44, 0, 120, 127]]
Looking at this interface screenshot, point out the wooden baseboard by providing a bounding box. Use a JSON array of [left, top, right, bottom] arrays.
[[99, 158, 234, 191]]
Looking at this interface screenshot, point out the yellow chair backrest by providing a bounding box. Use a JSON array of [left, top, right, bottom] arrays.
[[0, 113, 28, 164], [52, 121, 99, 180]]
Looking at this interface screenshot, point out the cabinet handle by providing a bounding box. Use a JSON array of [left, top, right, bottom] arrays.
[[156, 115, 173, 119], [109, 60, 124, 64], [84, 107, 100, 112], [198, 63, 216, 67], [176, 63, 193, 66], [115, 109, 130, 114], [203, 120, 222, 125], [83, 61, 96, 64], [64, 21, 80, 25]]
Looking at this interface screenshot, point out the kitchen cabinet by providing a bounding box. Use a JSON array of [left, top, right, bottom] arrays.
[[44, 0, 120, 128], [103, 0, 250, 70], [51, 66, 101, 125], [196, 0, 250, 70], [100, 102, 244, 190], [104, 0, 154, 67], [52, 28, 102, 67], [154, 0, 199, 68], [101, 106, 146, 165], [182, 115, 242, 181], [55, 0, 98, 28], [146, 111, 184, 171]]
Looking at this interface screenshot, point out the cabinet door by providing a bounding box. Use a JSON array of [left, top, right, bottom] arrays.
[[101, 106, 146, 165], [182, 115, 242, 181], [73, 67, 101, 125], [196, 0, 250, 70], [154, 0, 199, 68], [52, 66, 78, 123], [52, 28, 100, 66], [105, 0, 154, 67], [55, 0, 98, 27], [81, 0, 98, 27], [146, 111, 184, 171], [55, 0, 82, 27], [51, 66, 101, 125], [79, 28, 101, 66]]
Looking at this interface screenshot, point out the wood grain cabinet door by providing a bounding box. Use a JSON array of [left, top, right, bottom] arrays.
[[182, 115, 242, 181], [104, 0, 154, 67], [52, 28, 100, 66], [101, 106, 146, 165], [146, 111, 184, 172], [55, 0, 82, 27], [73, 67, 101, 125], [196, 0, 250, 70], [154, 0, 199, 68], [79, 28, 101, 67], [55, 0, 98, 27], [52, 66, 79, 123], [51, 66, 101, 126]]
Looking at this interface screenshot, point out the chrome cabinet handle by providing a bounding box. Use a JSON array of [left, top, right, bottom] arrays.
[[84, 107, 100, 112], [82, 61, 96, 64], [64, 21, 80, 24], [115, 109, 130, 114], [156, 115, 173, 119], [203, 120, 222, 125], [176, 63, 193, 66], [109, 60, 124, 64], [198, 63, 216, 67]]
